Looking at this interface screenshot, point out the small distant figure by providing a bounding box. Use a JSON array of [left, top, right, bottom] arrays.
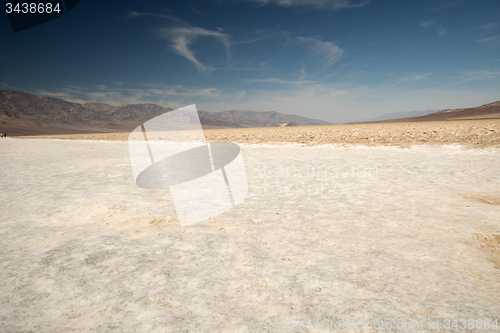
[[0, 132, 4, 138]]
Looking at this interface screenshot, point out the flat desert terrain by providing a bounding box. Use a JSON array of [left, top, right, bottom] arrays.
[[1, 119, 499, 332], [17, 119, 500, 148]]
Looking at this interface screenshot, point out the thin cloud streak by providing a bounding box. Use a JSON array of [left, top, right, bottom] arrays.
[[30, 84, 226, 107], [420, 20, 435, 28], [299, 65, 306, 80], [420, 20, 449, 36], [246, 78, 316, 84], [128, 11, 183, 23], [479, 23, 498, 31], [477, 35, 500, 45], [429, 0, 467, 11], [296, 36, 344, 69], [390, 72, 433, 87], [235, 34, 276, 44], [438, 70, 500, 88], [241, 0, 369, 10]]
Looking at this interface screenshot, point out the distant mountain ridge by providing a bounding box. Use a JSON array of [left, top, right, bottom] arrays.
[[357, 100, 500, 123], [198, 109, 330, 128], [0, 90, 330, 135], [364, 110, 438, 122]]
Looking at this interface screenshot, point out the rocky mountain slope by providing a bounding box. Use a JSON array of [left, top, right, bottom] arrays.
[[363, 100, 500, 123], [0, 90, 330, 135]]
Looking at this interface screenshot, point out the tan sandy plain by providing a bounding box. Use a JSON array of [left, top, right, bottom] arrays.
[[16, 119, 500, 148]]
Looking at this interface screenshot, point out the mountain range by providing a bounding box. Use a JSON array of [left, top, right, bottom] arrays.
[[360, 100, 500, 123], [362, 110, 438, 122], [1, 90, 499, 136], [0, 90, 330, 136]]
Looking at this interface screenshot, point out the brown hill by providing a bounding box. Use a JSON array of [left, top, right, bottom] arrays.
[[0, 90, 330, 136], [364, 100, 500, 123]]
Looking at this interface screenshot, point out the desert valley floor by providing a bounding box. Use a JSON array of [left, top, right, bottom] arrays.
[[1, 121, 500, 332], [19, 119, 500, 148]]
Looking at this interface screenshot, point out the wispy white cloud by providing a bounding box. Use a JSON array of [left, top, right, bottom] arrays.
[[477, 35, 500, 45], [299, 65, 306, 80], [245, 64, 314, 84], [157, 26, 231, 72], [235, 34, 276, 44], [199, 82, 351, 121], [30, 83, 226, 108], [240, 0, 368, 10], [130, 11, 231, 72], [296, 36, 344, 69], [390, 72, 433, 86], [18, 76, 500, 124], [464, 70, 500, 77], [479, 22, 498, 31], [246, 78, 316, 84], [420, 20, 435, 28], [420, 20, 449, 36], [26, 81, 350, 121], [128, 11, 181, 22], [437, 27, 449, 36], [31, 90, 72, 98], [429, 0, 467, 11], [439, 69, 500, 87]]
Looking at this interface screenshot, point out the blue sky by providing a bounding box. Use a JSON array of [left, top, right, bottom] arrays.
[[1, 0, 500, 123]]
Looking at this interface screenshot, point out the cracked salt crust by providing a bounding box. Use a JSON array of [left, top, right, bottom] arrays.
[[0, 138, 499, 332]]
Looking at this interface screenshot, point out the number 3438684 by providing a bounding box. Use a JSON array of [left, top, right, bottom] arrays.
[[5, 3, 61, 14]]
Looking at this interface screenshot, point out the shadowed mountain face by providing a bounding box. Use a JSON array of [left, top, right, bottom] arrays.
[[0, 91, 105, 125], [0, 90, 330, 136]]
